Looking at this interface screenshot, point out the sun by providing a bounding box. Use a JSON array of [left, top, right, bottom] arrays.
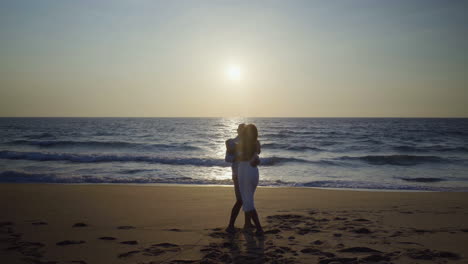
[[226, 65, 242, 81]]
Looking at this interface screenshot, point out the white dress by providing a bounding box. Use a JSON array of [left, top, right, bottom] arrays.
[[238, 153, 259, 212]]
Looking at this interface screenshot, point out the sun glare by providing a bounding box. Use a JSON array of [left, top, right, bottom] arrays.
[[226, 65, 242, 81]]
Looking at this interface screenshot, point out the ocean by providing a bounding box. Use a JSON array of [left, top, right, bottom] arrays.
[[1, 117, 467, 191]]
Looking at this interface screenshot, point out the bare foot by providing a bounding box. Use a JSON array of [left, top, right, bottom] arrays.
[[225, 226, 236, 234]]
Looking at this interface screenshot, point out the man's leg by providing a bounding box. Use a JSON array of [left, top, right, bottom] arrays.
[[226, 175, 243, 232], [227, 199, 243, 232]]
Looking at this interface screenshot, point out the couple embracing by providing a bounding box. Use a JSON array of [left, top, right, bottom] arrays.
[[225, 123, 264, 235]]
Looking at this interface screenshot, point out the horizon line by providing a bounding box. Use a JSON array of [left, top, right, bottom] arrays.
[[0, 116, 467, 119]]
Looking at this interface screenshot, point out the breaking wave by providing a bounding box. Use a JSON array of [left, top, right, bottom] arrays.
[[1, 171, 466, 191], [339, 155, 450, 166], [8, 140, 201, 151], [0, 150, 311, 167]]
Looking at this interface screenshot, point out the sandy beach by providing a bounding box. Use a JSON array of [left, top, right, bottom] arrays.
[[1, 184, 468, 264]]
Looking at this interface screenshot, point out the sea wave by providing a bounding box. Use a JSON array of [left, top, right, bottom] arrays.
[[339, 154, 450, 166], [262, 143, 323, 151], [24, 133, 56, 139], [0, 170, 283, 185], [393, 145, 468, 153], [0, 170, 201, 184], [261, 156, 318, 165], [397, 177, 445, 183], [0, 150, 309, 167], [298, 180, 465, 191], [8, 140, 201, 151]]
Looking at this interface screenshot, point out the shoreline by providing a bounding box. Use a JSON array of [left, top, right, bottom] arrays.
[[0, 182, 459, 193]]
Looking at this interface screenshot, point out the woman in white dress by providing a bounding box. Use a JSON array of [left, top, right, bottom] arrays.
[[236, 124, 264, 235]]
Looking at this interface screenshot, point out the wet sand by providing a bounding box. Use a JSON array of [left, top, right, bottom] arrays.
[[1, 184, 468, 263]]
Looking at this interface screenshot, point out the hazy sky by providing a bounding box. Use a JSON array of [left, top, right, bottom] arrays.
[[1, 0, 467, 117]]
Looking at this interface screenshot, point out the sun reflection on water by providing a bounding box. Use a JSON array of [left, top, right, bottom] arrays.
[[206, 167, 233, 181], [208, 118, 247, 181], [213, 117, 246, 157]]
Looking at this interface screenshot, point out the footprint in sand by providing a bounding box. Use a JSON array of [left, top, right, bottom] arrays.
[[56, 240, 86, 246], [338, 247, 382, 253], [318, 257, 357, 264], [98, 236, 117, 241], [334, 217, 347, 220], [142, 243, 180, 256], [300, 248, 335, 258], [72, 223, 88, 228], [166, 260, 197, 264], [8, 241, 45, 258], [31, 221, 48, 226], [312, 240, 324, 245], [361, 254, 391, 262], [296, 227, 320, 235], [264, 228, 281, 234], [353, 228, 372, 234], [118, 250, 140, 258], [406, 248, 460, 260], [117, 225, 135, 230], [353, 218, 370, 222], [120, 240, 138, 245]]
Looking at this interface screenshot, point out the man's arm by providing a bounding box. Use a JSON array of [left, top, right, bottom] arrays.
[[225, 139, 235, 163]]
